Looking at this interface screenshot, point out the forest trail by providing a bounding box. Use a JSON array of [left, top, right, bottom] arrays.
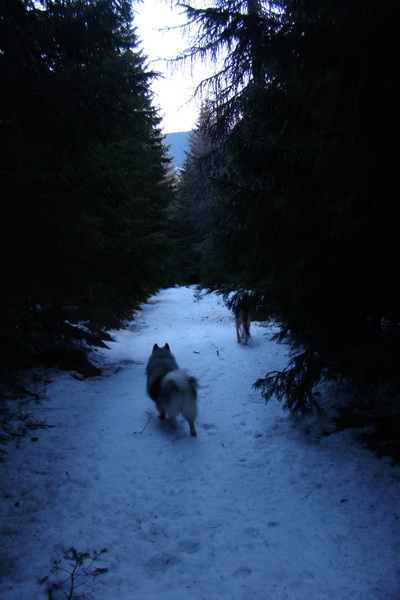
[[1, 287, 399, 600]]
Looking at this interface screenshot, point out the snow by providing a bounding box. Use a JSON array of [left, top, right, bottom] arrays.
[[1, 286, 399, 600]]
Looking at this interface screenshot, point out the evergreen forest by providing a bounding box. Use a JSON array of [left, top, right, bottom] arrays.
[[177, 0, 400, 430], [1, 0, 400, 442], [1, 0, 176, 379]]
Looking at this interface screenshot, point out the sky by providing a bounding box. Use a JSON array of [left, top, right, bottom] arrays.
[[133, 0, 212, 133]]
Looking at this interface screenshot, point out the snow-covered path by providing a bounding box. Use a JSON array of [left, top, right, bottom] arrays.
[[1, 287, 399, 600]]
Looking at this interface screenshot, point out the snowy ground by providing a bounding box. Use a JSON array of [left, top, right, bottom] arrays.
[[1, 286, 399, 600]]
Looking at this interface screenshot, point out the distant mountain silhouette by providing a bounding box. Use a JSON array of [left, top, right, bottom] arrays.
[[164, 131, 191, 170]]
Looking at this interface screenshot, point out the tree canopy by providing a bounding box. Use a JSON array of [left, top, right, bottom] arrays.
[[0, 0, 176, 375], [178, 0, 400, 419]]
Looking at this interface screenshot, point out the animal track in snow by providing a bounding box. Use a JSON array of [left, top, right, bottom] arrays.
[[233, 567, 252, 578], [178, 540, 202, 554]]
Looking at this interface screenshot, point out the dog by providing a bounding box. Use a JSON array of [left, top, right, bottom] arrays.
[[234, 309, 251, 344], [146, 343, 198, 436]]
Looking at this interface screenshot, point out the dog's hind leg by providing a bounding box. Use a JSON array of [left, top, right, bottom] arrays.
[[181, 390, 197, 436], [187, 419, 197, 436], [156, 401, 166, 420], [236, 321, 241, 343]]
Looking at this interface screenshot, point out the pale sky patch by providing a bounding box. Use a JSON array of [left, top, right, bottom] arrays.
[[133, 0, 212, 133]]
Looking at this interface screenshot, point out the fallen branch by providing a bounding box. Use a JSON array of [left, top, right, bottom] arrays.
[[134, 410, 153, 434]]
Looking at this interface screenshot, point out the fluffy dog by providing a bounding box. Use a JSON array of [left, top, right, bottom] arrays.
[[146, 343, 198, 436]]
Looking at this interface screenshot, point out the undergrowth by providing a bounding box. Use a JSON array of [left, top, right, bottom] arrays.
[[39, 547, 108, 600]]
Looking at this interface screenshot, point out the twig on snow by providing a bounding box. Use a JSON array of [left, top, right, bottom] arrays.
[[134, 410, 153, 434]]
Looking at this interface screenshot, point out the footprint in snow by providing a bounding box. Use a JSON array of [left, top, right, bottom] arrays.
[[179, 540, 202, 554], [201, 423, 217, 431], [233, 567, 252, 578]]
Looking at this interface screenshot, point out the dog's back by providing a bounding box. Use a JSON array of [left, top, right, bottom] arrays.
[[161, 368, 198, 436], [146, 343, 198, 436]]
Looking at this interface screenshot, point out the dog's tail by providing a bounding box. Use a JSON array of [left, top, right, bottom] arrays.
[[161, 368, 198, 435]]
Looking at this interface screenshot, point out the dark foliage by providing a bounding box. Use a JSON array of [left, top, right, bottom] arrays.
[[179, 0, 400, 423], [175, 102, 224, 283], [0, 0, 176, 376]]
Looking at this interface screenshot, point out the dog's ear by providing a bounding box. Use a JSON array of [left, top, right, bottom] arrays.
[[153, 343, 159, 350], [165, 343, 170, 350]]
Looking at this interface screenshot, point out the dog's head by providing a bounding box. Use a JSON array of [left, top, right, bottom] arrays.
[[150, 343, 173, 359], [153, 343, 170, 352]]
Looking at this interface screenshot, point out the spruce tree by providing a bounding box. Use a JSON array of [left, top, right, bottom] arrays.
[[179, 0, 400, 419], [0, 0, 175, 374], [176, 101, 223, 282]]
